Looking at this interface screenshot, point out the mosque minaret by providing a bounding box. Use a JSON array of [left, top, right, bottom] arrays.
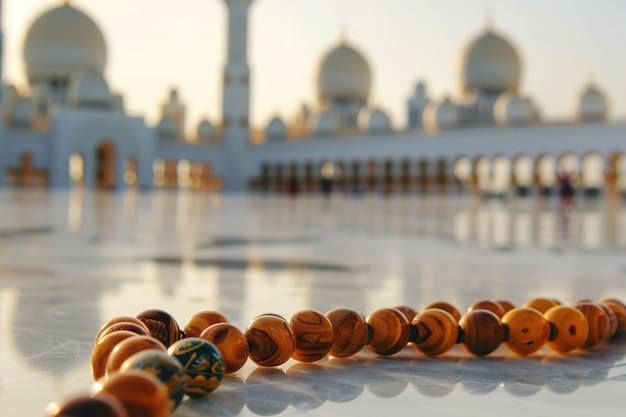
[[222, 0, 253, 191]]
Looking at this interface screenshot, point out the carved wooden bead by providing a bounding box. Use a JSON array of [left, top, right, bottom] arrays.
[[544, 305, 589, 353], [459, 310, 505, 356], [394, 306, 418, 322], [412, 308, 458, 356], [467, 300, 505, 318], [136, 309, 181, 347], [524, 298, 560, 314], [95, 316, 151, 342], [183, 311, 229, 338], [97, 322, 149, 341], [501, 307, 550, 355], [575, 302, 610, 348], [93, 370, 170, 417], [597, 303, 618, 340], [422, 301, 461, 322], [496, 300, 516, 314], [366, 308, 411, 356], [105, 335, 166, 376], [289, 310, 334, 362], [325, 308, 369, 358], [47, 393, 128, 417], [91, 330, 138, 381], [245, 314, 296, 367], [201, 323, 249, 374], [601, 299, 626, 337]]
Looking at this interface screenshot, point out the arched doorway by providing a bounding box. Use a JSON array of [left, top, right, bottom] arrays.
[[95, 141, 117, 189], [453, 156, 471, 193], [512, 154, 533, 196], [491, 155, 511, 196], [474, 156, 490, 196], [536, 154, 556, 196], [124, 158, 137, 188], [581, 152, 604, 197], [69, 153, 85, 187]]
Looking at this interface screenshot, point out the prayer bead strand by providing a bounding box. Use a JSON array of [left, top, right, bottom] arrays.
[[48, 298, 626, 417]]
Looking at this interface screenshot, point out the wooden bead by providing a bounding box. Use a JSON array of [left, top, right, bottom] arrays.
[[91, 330, 138, 381], [201, 323, 249, 373], [245, 314, 296, 367], [105, 335, 166, 376], [544, 305, 589, 353], [575, 302, 610, 348], [119, 350, 188, 409], [411, 308, 458, 356], [496, 300, 516, 314], [183, 311, 229, 338], [601, 299, 626, 337], [93, 370, 170, 417], [325, 308, 369, 358], [501, 307, 550, 355], [95, 316, 150, 342], [422, 301, 461, 322], [289, 310, 334, 362], [136, 309, 181, 347], [46, 393, 128, 417], [524, 298, 560, 314], [394, 306, 418, 322], [366, 308, 410, 356], [467, 300, 505, 318], [597, 303, 618, 340], [97, 322, 149, 341], [459, 310, 505, 356]]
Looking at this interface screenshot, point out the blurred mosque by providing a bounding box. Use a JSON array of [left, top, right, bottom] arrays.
[[0, 1, 624, 196]]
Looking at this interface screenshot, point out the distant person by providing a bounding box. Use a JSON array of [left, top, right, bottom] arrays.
[[558, 172, 575, 204]]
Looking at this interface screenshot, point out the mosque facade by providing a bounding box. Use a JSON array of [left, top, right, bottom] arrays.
[[0, 1, 625, 196]]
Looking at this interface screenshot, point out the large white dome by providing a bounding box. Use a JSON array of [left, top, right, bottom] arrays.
[[316, 43, 372, 106], [460, 30, 521, 94], [575, 83, 608, 122], [23, 4, 107, 84]]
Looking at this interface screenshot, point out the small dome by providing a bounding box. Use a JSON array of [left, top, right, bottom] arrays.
[[197, 119, 214, 141], [67, 68, 112, 108], [11, 97, 36, 128], [460, 30, 521, 94], [157, 115, 179, 139], [312, 110, 339, 137], [423, 98, 460, 131], [358, 108, 391, 133], [24, 4, 107, 84], [493, 93, 533, 126], [575, 83, 608, 122], [316, 43, 372, 106], [266, 117, 287, 141]]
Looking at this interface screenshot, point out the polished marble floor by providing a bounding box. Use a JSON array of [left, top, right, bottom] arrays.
[[1, 189, 625, 416]]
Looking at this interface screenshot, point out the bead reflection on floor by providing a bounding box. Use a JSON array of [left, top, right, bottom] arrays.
[[174, 341, 626, 417]]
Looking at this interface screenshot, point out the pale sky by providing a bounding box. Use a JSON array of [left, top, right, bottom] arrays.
[[3, 0, 626, 133]]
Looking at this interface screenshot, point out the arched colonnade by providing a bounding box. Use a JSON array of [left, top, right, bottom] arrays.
[[253, 151, 626, 197]]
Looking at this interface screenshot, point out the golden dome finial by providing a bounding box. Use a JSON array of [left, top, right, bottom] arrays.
[[339, 21, 348, 45], [485, 7, 494, 31]]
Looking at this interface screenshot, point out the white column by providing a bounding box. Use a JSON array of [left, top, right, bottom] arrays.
[[221, 0, 252, 192]]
